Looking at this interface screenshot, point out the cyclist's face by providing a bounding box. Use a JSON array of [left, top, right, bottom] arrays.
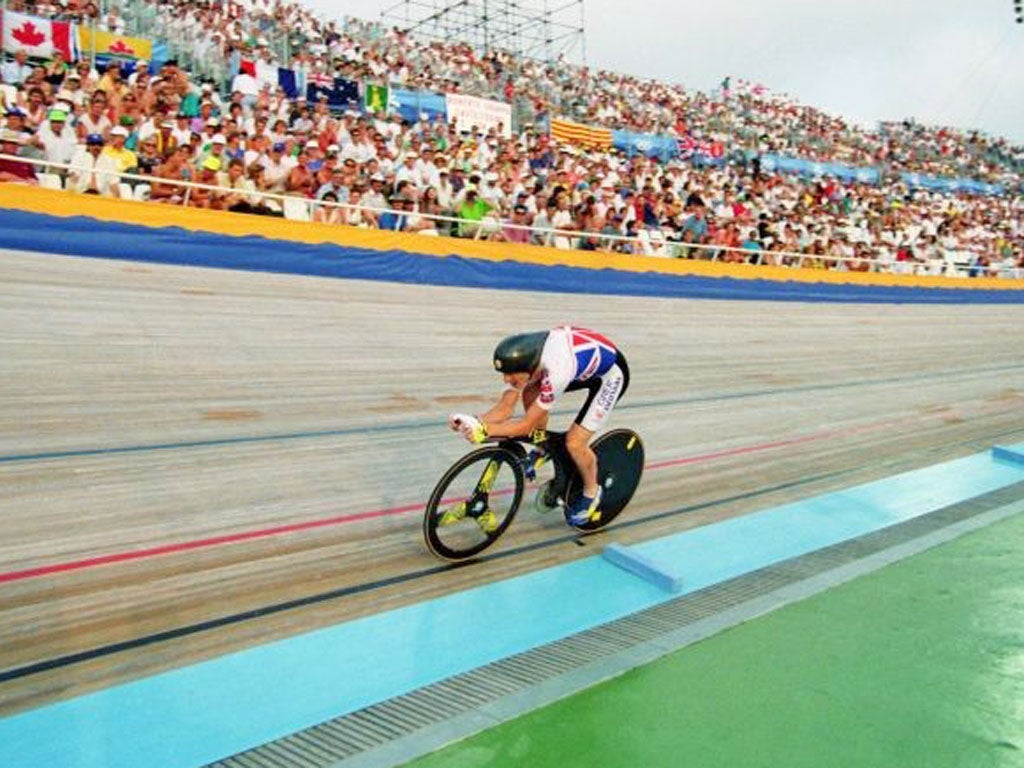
[[502, 372, 530, 390]]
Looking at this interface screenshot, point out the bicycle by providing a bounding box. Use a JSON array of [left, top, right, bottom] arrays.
[[423, 428, 645, 561]]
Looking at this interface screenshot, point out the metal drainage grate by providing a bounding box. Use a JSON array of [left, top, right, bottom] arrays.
[[207, 480, 1024, 768]]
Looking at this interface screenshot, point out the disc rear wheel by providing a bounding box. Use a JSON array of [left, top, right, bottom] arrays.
[[564, 429, 645, 532]]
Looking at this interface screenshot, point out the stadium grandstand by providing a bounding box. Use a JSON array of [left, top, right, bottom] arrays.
[[0, 0, 1021, 276]]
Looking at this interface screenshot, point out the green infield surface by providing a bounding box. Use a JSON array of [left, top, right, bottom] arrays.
[[403, 508, 1024, 768]]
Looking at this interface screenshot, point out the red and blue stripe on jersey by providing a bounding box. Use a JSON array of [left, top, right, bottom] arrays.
[[570, 327, 618, 382]]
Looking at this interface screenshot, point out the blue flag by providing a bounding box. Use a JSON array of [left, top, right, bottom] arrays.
[[306, 77, 359, 110], [277, 68, 298, 99]]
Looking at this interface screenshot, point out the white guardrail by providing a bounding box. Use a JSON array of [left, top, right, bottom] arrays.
[[1, 153, 1020, 280]]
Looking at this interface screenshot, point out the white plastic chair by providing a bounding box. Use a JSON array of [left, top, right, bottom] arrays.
[[282, 197, 311, 222], [37, 173, 63, 190]]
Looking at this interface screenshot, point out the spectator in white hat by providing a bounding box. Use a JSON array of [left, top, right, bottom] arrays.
[[102, 125, 138, 173]]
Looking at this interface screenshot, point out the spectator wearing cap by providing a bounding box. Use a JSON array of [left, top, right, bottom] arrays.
[[362, 174, 389, 211], [151, 119, 178, 157], [33, 108, 79, 169], [102, 125, 138, 174], [68, 134, 120, 196], [435, 164, 455, 210], [192, 102, 218, 135], [3, 106, 31, 142], [394, 152, 420, 186], [262, 141, 294, 192], [201, 132, 228, 167], [188, 155, 223, 208], [0, 130, 37, 184], [115, 113, 141, 151], [304, 139, 324, 172], [378, 193, 410, 231], [479, 171, 505, 209], [61, 70, 87, 108]]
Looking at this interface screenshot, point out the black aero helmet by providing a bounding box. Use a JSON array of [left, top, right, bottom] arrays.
[[493, 331, 548, 374]]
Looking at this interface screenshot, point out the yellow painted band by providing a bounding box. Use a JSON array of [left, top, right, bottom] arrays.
[[0, 184, 1018, 291]]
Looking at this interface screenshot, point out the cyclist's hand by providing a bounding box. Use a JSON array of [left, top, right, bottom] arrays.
[[452, 414, 487, 444], [449, 412, 470, 431]]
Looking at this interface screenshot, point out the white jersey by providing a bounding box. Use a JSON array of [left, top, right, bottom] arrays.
[[533, 326, 626, 431]]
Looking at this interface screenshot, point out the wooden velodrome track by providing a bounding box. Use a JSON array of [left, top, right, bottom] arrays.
[[1, 246, 1023, 719]]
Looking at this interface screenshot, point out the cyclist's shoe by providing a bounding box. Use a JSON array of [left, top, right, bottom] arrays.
[[476, 508, 499, 534], [566, 488, 602, 528], [522, 449, 549, 481], [437, 502, 467, 527]]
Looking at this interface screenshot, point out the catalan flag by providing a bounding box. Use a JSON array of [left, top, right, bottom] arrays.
[[550, 118, 612, 150]]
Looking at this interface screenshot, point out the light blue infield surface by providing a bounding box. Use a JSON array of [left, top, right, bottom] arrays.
[[3, 444, 1024, 768]]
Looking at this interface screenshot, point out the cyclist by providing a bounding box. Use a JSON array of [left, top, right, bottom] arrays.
[[449, 325, 629, 526]]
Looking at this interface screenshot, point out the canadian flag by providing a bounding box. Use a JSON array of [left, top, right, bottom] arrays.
[[1, 11, 77, 61]]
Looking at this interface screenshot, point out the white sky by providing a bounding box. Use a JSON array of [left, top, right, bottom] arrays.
[[306, 0, 1024, 144]]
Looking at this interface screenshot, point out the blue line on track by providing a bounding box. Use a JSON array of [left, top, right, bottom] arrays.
[[2, 448, 1023, 768]]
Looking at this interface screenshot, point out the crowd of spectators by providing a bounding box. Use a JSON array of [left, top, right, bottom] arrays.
[[0, 0, 1021, 276]]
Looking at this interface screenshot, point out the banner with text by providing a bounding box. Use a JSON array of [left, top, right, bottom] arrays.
[[446, 93, 512, 139]]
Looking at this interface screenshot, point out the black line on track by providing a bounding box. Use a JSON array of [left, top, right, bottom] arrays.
[[5, 424, 1023, 685], [0, 467, 853, 684]]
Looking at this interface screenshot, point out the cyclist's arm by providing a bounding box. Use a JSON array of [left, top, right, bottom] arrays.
[[482, 400, 547, 439], [479, 387, 519, 424]]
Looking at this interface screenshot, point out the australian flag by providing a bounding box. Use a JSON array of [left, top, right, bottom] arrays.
[[306, 76, 359, 112]]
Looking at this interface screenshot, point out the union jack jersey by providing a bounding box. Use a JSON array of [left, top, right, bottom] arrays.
[[536, 326, 619, 410]]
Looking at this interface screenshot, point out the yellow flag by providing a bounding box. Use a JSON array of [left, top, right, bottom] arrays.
[[77, 28, 152, 61]]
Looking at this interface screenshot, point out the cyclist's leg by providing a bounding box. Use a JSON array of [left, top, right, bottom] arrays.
[[566, 422, 598, 496], [567, 363, 627, 497]]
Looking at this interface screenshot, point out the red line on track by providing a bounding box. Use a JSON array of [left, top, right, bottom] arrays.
[[0, 412, 928, 585]]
